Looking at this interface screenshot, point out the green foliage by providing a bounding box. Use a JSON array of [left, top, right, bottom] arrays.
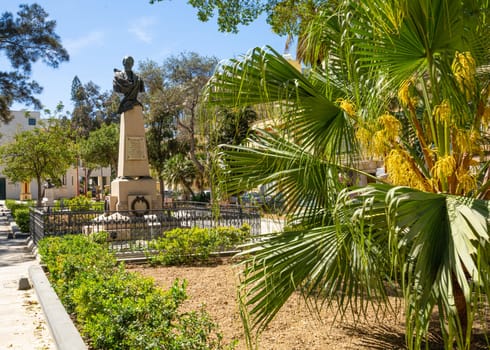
[[147, 225, 251, 266], [63, 195, 99, 211], [0, 4, 68, 122], [38, 234, 233, 350], [13, 207, 30, 233], [150, 0, 304, 35], [37, 233, 114, 313], [5, 200, 34, 233], [70, 77, 116, 140], [79, 123, 119, 175], [163, 154, 198, 199], [0, 119, 75, 205], [5, 199, 33, 212], [139, 53, 218, 193]]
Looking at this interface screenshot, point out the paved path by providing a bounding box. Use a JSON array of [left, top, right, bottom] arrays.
[[0, 205, 55, 350]]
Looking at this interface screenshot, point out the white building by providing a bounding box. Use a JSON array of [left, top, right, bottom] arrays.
[[0, 110, 111, 202]]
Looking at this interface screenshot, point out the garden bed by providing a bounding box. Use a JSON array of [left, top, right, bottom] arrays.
[[129, 259, 489, 350]]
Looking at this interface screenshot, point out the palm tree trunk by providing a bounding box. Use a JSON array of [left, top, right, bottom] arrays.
[[452, 276, 467, 340]]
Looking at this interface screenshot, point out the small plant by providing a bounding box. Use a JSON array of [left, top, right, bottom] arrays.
[[64, 195, 91, 211], [146, 225, 251, 266], [13, 207, 30, 232], [5, 200, 34, 233]]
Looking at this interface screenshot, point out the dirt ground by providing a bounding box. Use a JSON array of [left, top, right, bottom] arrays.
[[128, 258, 489, 350]]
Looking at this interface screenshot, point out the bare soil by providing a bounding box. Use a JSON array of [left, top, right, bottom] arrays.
[[128, 259, 489, 350]]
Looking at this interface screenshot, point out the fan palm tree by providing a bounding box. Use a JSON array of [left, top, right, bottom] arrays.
[[203, 0, 490, 349], [163, 154, 197, 200]]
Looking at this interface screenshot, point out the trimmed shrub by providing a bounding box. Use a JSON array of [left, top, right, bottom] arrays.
[[146, 225, 251, 266], [13, 207, 30, 232], [64, 195, 93, 211], [38, 233, 233, 350], [5, 200, 34, 233]]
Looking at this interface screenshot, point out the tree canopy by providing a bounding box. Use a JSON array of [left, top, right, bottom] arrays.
[[79, 123, 119, 177], [70, 76, 118, 139], [0, 119, 74, 205], [149, 0, 316, 36], [0, 4, 69, 123]]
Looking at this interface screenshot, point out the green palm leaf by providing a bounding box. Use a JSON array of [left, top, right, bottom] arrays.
[[205, 46, 358, 163], [385, 186, 490, 347]]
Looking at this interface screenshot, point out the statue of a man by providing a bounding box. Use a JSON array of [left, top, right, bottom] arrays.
[[113, 56, 145, 114]]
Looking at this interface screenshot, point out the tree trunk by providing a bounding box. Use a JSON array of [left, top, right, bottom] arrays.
[[452, 276, 468, 341], [159, 175, 165, 206], [36, 177, 43, 207]]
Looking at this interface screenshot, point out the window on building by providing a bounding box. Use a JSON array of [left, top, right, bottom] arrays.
[[28, 118, 36, 126]]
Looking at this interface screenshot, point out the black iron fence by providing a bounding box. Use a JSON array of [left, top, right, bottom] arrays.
[[30, 201, 261, 251]]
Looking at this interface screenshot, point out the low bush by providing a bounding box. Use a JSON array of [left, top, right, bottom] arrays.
[[38, 233, 233, 350], [5, 200, 34, 232], [13, 207, 30, 232], [146, 225, 251, 266], [65, 195, 93, 211]]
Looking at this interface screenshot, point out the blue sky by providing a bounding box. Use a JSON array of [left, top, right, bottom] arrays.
[[6, 1, 292, 115]]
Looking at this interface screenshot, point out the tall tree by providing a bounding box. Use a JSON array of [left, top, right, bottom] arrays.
[[70, 76, 112, 139], [0, 4, 68, 123], [163, 154, 197, 200], [0, 119, 74, 206], [139, 53, 218, 195], [164, 52, 218, 184], [79, 123, 119, 179], [204, 0, 490, 349], [139, 60, 186, 202]]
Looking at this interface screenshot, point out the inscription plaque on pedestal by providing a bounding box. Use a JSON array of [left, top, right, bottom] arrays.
[[126, 136, 146, 160]]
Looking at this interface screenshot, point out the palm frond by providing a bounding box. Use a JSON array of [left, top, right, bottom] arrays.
[[205, 46, 359, 164], [219, 129, 344, 219], [385, 186, 490, 347]]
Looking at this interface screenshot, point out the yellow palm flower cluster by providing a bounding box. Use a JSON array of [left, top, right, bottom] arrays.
[[454, 129, 480, 154], [398, 78, 416, 107], [433, 100, 451, 124], [456, 167, 477, 194], [378, 113, 401, 140], [372, 113, 401, 156], [355, 126, 373, 155], [336, 98, 356, 117], [355, 113, 402, 157], [431, 155, 456, 183], [452, 51, 476, 100], [385, 149, 431, 191]]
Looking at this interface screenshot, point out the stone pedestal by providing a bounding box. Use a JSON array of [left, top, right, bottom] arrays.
[[108, 105, 161, 213]]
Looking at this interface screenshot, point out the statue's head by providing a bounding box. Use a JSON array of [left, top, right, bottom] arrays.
[[122, 56, 134, 70]]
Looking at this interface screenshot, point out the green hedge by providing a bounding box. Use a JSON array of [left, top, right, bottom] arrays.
[[5, 200, 34, 233], [146, 225, 251, 266], [60, 195, 105, 211], [13, 208, 30, 232], [38, 233, 234, 350]]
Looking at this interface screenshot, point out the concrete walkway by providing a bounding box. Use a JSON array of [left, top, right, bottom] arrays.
[[0, 204, 55, 350]]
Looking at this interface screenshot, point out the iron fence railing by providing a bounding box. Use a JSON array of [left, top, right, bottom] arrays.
[[30, 201, 261, 251]]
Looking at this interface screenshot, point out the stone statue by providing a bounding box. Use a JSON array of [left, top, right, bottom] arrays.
[[113, 56, 145, 114]]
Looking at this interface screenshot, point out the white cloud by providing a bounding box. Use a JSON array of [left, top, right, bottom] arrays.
[[128, 17, 156, 44], [65, 31, 105, 54]]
